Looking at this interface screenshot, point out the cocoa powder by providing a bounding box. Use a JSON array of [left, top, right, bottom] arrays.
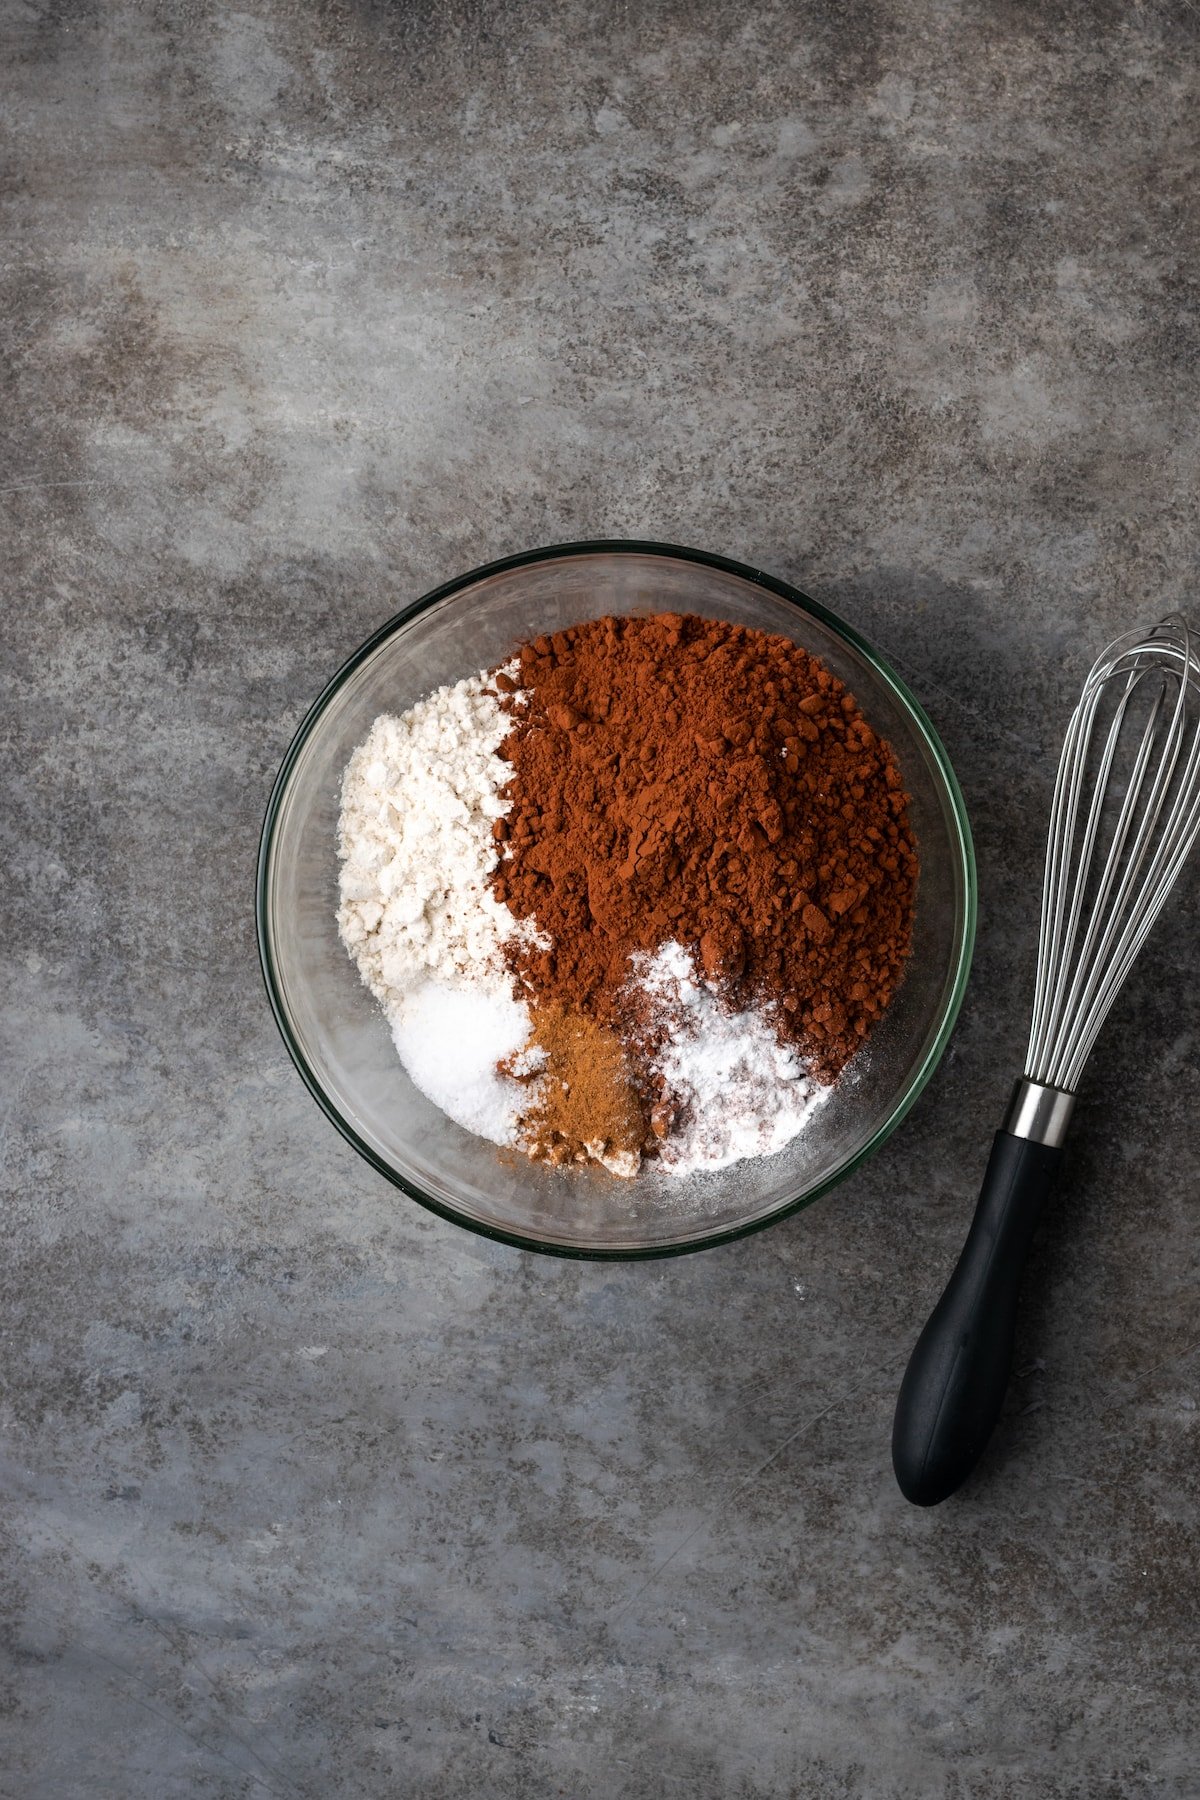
[[491, 613, 917, 1085]]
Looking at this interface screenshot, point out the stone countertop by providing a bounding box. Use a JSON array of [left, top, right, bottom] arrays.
[[3, 2, 1198, 1795]]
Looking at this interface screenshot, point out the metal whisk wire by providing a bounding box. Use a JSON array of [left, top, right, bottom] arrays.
[[1026, 614, 1200, 1094]]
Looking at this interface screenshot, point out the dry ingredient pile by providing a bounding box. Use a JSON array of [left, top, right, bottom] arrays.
[[337, 613, 917, 1179]]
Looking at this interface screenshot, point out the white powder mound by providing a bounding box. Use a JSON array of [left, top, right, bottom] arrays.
[[337, 668, 524, 1001], [390, 978, 532, 1145], [337, 666, 539, 1146], [635, 942, 831, 1178]]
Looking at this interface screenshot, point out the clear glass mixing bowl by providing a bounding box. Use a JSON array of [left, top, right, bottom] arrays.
[[257, 541, 975, 1257]]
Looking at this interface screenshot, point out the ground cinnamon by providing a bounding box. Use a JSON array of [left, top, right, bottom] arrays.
[[491, 612, 917, 1088], [502, 1004, 645, 1175]]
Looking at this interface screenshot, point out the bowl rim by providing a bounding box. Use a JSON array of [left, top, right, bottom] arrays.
[[256, 537, 977, 1259]]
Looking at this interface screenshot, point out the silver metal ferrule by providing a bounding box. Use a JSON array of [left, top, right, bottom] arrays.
[[1003, 1078, 1076, 1149]]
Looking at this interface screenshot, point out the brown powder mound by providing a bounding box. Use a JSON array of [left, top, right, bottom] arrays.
[[490, 612, 917, 1082], [501, 1004, 646, 1174]]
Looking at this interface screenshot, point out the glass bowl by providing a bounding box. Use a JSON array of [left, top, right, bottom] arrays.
[[257, 541, 975, 1258]]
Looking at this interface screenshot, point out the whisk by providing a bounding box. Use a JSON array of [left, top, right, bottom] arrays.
[[893, 614, 1200, 1506]]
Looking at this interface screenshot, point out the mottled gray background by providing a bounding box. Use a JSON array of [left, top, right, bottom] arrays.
[[3, 1, 1199, 1795]]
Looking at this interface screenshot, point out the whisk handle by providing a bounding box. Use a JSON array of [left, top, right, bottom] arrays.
[[892, 1130, 1062, 1506]]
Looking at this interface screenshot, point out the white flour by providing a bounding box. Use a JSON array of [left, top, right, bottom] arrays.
[[338, 667, 521, 998], [336, 666, 534, 1143], [634, 942, 831, 1177]]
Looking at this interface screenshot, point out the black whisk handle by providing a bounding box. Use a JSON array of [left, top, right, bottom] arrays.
[[892, 1130, 1063, 1506]]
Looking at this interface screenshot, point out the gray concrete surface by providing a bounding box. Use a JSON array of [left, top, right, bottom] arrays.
[[3, 1, 1199, 1794]]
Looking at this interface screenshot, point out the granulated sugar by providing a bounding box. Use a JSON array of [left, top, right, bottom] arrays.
[[634, 942, 832, 1177], [390, 978, 533, 1144]]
